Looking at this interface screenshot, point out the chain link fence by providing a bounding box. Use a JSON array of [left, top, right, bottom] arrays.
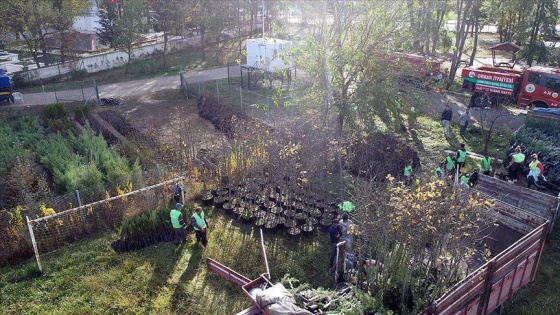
[[38, 79, 100, 105], [179, 73, 294, 127], [27, 177, 184, 272], [0, 163, 177, 268]]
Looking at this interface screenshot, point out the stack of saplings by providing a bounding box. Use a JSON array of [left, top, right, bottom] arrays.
[[345, 133, 420, 180], [504, 124, 560, 192], [111, 207, 183, 252]]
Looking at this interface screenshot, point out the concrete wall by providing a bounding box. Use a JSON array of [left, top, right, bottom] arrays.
[[17, 36, 200, 82]]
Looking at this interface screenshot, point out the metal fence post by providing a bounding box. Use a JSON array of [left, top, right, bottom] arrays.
[[76, 190, 82, 206], [81, 84, 85, 102], [267, 95, 270, 118], [180, 178, 186, 204], [216, 80, 220, 102], [93, 79, 100, 105], [53, 83, 58, 103], [240, 86, 243, 112], [26, 216, 43, 272]]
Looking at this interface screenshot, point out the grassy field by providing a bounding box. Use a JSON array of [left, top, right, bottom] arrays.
[[0, 206, 331, 315]]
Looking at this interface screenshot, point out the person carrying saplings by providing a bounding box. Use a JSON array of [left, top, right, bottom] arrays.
[[404, 159, 413, 185], [526, 154, 542, 190], [456, 143, 467, 172], [507, 146, 525, 183], [191, 206, 209, 247], [170, 203, 187, 245], [480, 152, 492, 176], [444, 153, 456, 176]]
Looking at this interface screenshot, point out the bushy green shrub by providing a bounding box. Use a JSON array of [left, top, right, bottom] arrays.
[[0, 124, 23, 176]]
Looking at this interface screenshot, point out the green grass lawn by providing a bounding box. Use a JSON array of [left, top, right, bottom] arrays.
[[0, 207, 331, 315]]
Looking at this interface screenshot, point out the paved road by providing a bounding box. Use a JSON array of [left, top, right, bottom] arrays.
[[3, 66, 238, 107]]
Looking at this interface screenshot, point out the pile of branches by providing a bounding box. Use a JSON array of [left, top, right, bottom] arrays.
[[345, 133, 420, 180], [197, 95, 248, 137], [197, 95, 272, 138]]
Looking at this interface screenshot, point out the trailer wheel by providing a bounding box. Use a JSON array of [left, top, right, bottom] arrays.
[[9, 94, 14, 104], [529, 101, 548, 109]]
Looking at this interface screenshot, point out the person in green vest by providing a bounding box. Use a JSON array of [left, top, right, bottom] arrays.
[[444, 153, 456, 176], [170, 203, 186, 245], [507, 146, 525, 183], [456, 143, 467, 172], [480, 152, 492, 175], [526, 154, 542, 189], [434, 164, 444, 180], [460, 173, 469, 185], [190, 206, 209, 247], [404, 159, 413, 185]]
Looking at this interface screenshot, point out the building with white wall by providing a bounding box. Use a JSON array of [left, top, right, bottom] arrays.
[[246, 38, 293, 72]]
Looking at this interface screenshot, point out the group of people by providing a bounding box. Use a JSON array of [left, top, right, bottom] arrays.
[[170, 203, 209, 247], [441, 103, 472, 139], [506, 145, 546, 189], [329, 214, 356, 274]]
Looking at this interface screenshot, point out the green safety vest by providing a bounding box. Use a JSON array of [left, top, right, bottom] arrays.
[[170, 209, 183, 229], [446, 156, 455, 170], [434, 167, 443, 179], [457, 149, 467, 163], [513, 153, 525, 163], [404, 165, 412, 176], [192, 212, 206, 230], [460, 175, 468, 184], [529, 160, 539, 171], [481, 157, 491, 171]]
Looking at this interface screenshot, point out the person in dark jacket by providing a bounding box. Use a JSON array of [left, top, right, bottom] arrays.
[[329, 220, 342, 271], [440, 104, 453, 138]]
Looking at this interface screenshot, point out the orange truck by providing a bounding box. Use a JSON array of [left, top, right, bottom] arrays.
[[461, 65, 560, 108]]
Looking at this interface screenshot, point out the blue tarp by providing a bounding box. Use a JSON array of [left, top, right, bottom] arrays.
[[532, 108, 560, 116]]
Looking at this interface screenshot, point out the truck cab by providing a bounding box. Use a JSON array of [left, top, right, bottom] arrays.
[[461, 65, 560, 108], [516, 66, 560, 108]]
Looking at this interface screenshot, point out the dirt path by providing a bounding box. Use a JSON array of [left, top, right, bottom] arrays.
[[2, 66, 239, 107], [421, 90, 526, 133]]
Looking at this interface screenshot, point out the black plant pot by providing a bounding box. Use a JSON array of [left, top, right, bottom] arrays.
[[255, 217, 266, 228], [306, 217, 318, 226], [233, 207, 244, 215], [214, 196, 226, 209], [286, 227, 301, 239], [241, 211, 255, 224], [301, 223, 315, 236], [264, 220, 278, 233], [270, 206, 282, 215], [294, 212, 308, 225], [201, 191, 214, 206], [310, 208, 322, 218], [276, 216, 286, 228], [223, 202, 234, 215], [320, 218, 332, 231], [216, 188, 228, 196], [284, 219, 297, 228]]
